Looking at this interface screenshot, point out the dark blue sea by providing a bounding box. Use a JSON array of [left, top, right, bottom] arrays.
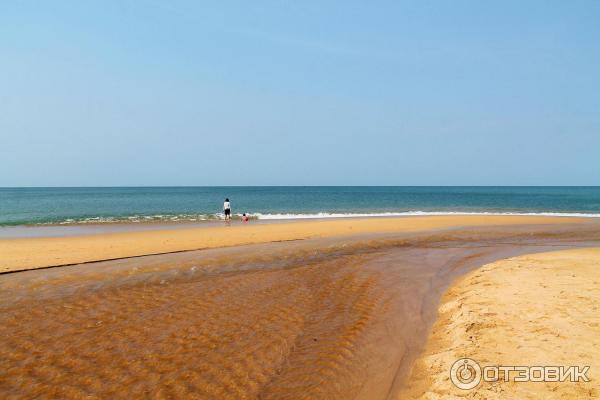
[[1, 186, 600, 226]]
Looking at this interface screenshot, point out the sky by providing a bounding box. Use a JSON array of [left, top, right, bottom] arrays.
[[1, 1, 599, 186]]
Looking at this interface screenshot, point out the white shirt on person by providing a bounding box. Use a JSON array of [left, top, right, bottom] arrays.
[[224, 201, 231, 210]]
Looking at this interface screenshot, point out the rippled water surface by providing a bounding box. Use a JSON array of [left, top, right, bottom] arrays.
[[2, 186, 600, 225]]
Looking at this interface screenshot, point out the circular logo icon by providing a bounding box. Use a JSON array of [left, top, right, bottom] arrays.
[[450, 358, 481, 390]]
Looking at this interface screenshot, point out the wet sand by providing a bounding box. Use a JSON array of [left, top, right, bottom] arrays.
[[400, 247, 600, 399], [0, 215, 586, 272], [2, 219, 600, 399]]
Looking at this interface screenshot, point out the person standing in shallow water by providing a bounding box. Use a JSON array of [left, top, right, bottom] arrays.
[[223, 198, 231, 221]]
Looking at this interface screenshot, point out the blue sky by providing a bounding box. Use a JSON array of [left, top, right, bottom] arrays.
[[1, 1, 599, 186]]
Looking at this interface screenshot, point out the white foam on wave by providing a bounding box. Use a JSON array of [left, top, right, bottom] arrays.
[[53, 213, 223, 225], [33, 210, 600, 226], [251, 211, 600, 220]]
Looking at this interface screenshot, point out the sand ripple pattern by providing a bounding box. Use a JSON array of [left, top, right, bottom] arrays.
[[0, 253, 385, 399]]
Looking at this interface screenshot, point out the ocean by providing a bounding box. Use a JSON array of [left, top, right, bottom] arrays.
[[1, 186, 600, 226]]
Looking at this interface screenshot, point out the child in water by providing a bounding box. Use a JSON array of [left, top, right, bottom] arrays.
[[242, 213, 249, 223]]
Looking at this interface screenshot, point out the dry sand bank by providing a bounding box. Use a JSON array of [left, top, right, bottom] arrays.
[[0, 215, 585, 272], [400, 247, 600, 399]]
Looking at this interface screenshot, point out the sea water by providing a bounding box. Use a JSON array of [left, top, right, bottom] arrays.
[[1, 186, 600, 226]]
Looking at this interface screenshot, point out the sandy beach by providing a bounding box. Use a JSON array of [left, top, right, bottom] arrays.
[[400, 247, 600, 399], [2, 216, 600, 399], [0, 215, 588, 273]]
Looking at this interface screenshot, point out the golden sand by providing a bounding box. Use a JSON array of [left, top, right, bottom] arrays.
[[400, 247, 600, 399], [0, 215, 584, 272]]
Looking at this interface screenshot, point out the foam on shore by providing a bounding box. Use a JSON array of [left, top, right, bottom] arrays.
[[3, 210, 600, 227], [254, 211, 600, 220]]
